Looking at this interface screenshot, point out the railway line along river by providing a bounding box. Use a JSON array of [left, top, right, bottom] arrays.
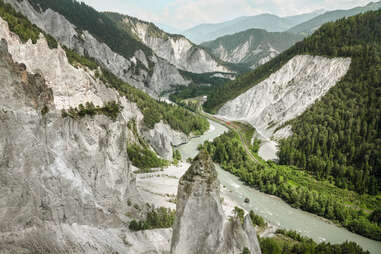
[[177, 119, 381, 254]]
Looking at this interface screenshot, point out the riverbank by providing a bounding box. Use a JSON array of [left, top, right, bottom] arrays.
[[180, 119, 381, 253], [136, 118, 381, 253]]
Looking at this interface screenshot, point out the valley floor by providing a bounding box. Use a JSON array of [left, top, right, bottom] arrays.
[[135, 162, 242, 218]]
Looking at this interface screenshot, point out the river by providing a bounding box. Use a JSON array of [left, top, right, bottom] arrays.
[[177, 119, 381, 254]]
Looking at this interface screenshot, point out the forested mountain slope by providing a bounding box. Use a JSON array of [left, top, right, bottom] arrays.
[[182, 11, 322, 44], [207, 10, 381, 195], [6, 0, 191, 96], [104, 12, 234, 74], [288, 1, 381, 35], [201, 28, 304, 69]]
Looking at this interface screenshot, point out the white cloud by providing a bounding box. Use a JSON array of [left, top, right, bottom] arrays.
[[156, 0, 374, 29], [81, 0, 375, 30]]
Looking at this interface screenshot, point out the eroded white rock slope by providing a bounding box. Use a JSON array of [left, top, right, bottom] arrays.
[[124, 16, 232, 74], [5, 0, 189, 96], [218, 55, 351, 159], [212, 40, 280, 69], [0, 13, 185, 253]]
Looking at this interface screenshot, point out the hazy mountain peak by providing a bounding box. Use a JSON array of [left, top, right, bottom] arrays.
[[181, 10, 323, 44]]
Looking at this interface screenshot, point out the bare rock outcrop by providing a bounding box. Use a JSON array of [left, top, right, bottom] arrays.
[[121, 15, 232, 74], [5, 0, 189, 97], [0, 17, 174, 254], [170, 151, 261, 254], [218, 55, 351, 160], [143, 121, 188, 160], [0, 37, 136, 231]]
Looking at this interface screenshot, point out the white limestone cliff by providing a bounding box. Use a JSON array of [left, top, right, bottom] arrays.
[[0, 14, 184, 253], [123, 17, 232, 74], [5, 0, 189, 97], [218, 55, 351, 160]]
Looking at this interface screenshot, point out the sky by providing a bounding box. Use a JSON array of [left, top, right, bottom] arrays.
[[81, 0, 374, 30]]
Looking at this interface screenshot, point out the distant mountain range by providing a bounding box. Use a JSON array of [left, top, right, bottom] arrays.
[[157, 1, 381, 45], [288, 1, 381, 35], [176, 10, 324, 44]]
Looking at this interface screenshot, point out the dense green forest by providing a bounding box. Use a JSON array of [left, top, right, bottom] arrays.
[[0, 0, 209, 136], [205, 10, 381, 196], [277, 11, 381, 195], [199, 131, 381, 240]]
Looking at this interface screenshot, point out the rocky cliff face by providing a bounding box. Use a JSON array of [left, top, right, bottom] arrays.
[[201, 29, 304, 69], [5, 0, 189, 97], [0, 35, 136, 251], [218, 55, 351, 160], [0, 12, 181, 253], [143, 121, 189, 160], [171, 151, 261, 254], [119, 15, 233, 74]]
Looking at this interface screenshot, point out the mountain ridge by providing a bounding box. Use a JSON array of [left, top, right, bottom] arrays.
[[181, 10, 323, 44], [288, 0, 381, 35], [104, 12, 234, 74], [201, 28, 304, 69]]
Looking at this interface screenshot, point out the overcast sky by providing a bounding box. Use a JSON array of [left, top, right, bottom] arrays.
[[80, 0, 374, 30]]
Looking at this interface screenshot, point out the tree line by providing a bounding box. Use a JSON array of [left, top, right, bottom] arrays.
[[200, 131, 381, 240], [205, 10, 381, 196]]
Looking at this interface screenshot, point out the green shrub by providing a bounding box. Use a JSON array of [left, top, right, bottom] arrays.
[[249, 210, 266, 227], [241, 247, 251, 254], [129, 207, 176, 231], [61, 101, 122, 120], [0, 0, 58, 49], [127, 143, 168, 169], [234, 206, 245, 225], [173, 149, 182, 164]]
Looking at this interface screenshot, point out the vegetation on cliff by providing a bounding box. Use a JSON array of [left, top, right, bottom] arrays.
[[28, 0, 152, 59], [61, 101, 122, 120], [0, 0, 57, 48], [0, 0, 209, 136], [129, 207, 176, 231], [127, 143, 168, 170]]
